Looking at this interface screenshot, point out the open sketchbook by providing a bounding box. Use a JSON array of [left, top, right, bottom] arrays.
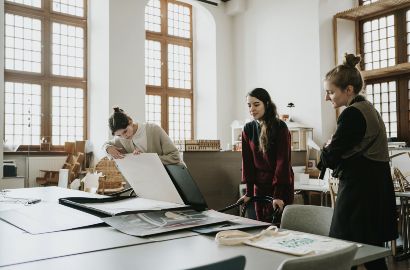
[[102, 209, 231, 237], [59, 161, 207, 217], [59, 196, 187, 217]]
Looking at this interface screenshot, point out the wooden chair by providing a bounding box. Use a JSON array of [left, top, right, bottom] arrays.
[[278, 244, 357, 270], [328, 176, 339, 209], [186, 255, 246, 270], [280, 204, 334, 236], [36, 142, 85, 187]]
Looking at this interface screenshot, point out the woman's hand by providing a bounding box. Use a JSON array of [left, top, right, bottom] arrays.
[[237, 195, 251, 204], [324, 134, 333, 148], [272, 199, 284, 211], [106, 146, 125, 159], [133, 149, 142, 155]]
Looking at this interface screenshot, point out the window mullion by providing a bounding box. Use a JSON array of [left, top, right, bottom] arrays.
[[398, 78, 409, 142], [42, 82, 51, 143], [396, 9, 407, 64]]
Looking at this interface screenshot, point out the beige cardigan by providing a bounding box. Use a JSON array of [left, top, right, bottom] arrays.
[[102, 123, 182, 165]]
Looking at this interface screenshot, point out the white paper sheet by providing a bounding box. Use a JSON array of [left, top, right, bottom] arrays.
[[114, 153, 184, 204], [0, 203, 102, 234]]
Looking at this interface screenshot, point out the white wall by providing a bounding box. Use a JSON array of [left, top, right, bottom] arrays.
[[192, 4, 218, 140], [182, 0, 235, 148], [232, 0, 323, 143], [88, 0, 147, 162], [319, 0, 356, 142]]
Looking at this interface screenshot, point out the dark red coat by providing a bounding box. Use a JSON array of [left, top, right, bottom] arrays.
[[242, 120, 294, 222]]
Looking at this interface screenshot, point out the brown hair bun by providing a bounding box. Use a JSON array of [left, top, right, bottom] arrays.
[[343, 53, 361, 68], [113, 106, 123, 113]]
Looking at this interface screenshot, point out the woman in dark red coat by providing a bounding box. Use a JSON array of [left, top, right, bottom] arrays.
[[239, 88, 294, 222]]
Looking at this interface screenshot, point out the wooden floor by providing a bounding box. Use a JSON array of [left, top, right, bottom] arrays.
[[387, 257, 410, 270], [356, 256, 410, 269]]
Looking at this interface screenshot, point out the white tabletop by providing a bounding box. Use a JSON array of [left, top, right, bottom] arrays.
[[294, 181, 328, 192], [0, 187, 390, 270]]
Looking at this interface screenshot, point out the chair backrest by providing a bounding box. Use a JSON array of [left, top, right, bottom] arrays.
[[328, 176, 339, 208], [186, 255, 246, 270], [277, 244, 358, 270], [280, 205, 333, 236]]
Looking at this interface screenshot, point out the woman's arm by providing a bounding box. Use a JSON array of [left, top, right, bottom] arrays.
[[157, 126, 182, 165], [102, 137, 125, 157], [242, 130, 256, 197], [319, 107, 366, 170], [272, 125, 294, 205]]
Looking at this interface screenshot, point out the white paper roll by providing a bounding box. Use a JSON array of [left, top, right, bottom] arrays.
[[58, 169, 69, 188]]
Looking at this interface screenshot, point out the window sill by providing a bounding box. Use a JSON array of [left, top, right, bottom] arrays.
[[3, 151, 67, 156], [335, 0, 410, 21], [361, 63, 410, 80]]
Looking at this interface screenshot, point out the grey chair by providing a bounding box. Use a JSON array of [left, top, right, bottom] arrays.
[[277, 244, 358, 270], [185, 255, 246, 270], [280, 204, 334, 236]]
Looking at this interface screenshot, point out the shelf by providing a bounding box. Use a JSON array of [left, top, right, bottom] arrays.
[[361, 62, 410, 80], [334, 0, 410, 21]]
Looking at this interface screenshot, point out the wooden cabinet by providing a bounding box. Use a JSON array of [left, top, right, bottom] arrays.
[[182, 151, 242, 214], [182, 151, 307, 214]]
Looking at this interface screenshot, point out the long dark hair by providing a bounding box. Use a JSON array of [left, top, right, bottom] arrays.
[[108, 107, 132, 135], [247, 88, 280, 153]]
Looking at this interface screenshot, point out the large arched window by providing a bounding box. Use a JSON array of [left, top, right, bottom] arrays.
[[144, 0, 193, 141], [358, 1, 410, 142], [4, 0, 87, 150]]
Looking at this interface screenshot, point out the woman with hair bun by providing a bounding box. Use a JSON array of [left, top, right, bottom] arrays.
[[239, 88, 294, 222], [318, 54, 397, 270], [102, 107, 182, 165]]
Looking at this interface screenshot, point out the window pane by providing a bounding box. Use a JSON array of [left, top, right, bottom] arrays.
[[168, 96, 191, 141], [6, 0, 41, 8], [52, 0, 84, 17], [52, 22, 84, 77], [145, 0, 161, 32], [4, 82, 42, 146], [365, 80, 397, 138], [51, 86, 85, 145], [362, 15, 395, 71], [168, 44, 191, 89], [145, 40, 161, 86], [145, 95, 161, 127], [407, 10, 410, 62], [168, 2, 191, 39], [5, 13, 41, 73], [361, 0, 379, 5]]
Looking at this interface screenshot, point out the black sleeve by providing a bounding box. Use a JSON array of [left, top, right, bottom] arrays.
[[318, 106, 366, 170]]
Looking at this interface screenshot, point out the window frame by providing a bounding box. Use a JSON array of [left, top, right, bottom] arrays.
[[357, 4, 410, 143], [145, 0, 194, 140], [4, 0, 88, 151]]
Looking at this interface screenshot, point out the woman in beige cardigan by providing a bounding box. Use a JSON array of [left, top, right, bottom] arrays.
[[102, 107, 182, 165]]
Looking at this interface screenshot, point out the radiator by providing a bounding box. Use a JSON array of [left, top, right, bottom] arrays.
[[27, 156, 67, 187]]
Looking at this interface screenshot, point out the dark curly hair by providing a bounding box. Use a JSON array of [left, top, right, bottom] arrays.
[[108, 107, 132, 135]]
